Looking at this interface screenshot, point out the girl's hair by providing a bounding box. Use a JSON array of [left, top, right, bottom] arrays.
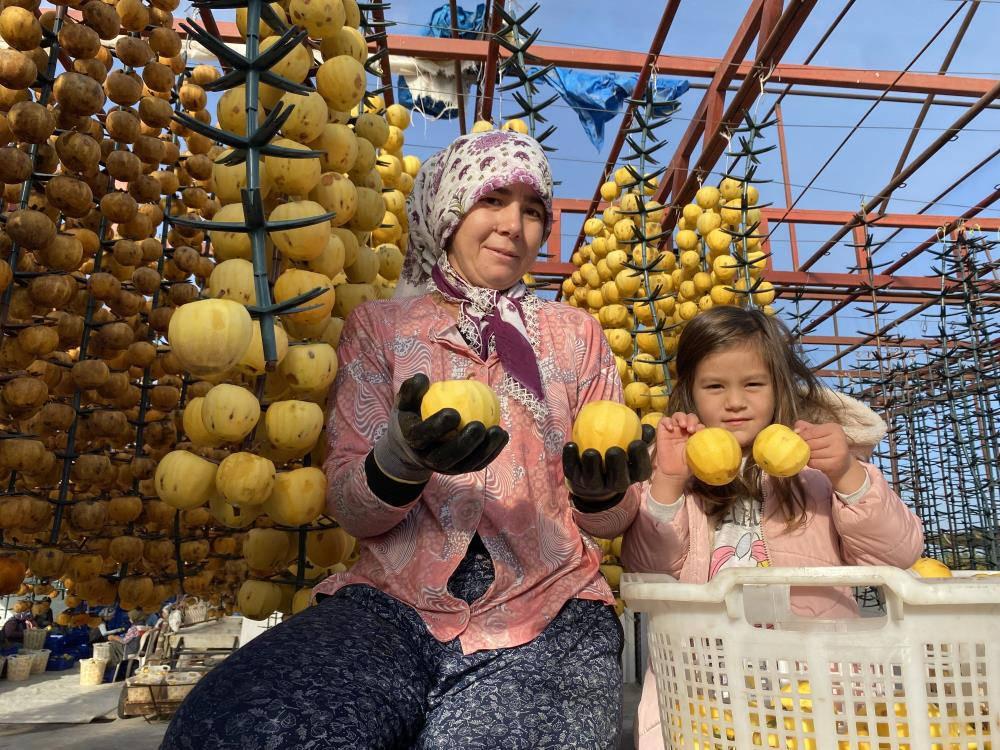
[[668, 306, 835, 527]]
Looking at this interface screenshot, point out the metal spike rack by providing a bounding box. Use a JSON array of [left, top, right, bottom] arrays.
[[619, 85, 678, 391], [844, 227, 999, 570], [720, 110, 777, 310], [172, 0, 334, 369], [492, 3, 558, 149]]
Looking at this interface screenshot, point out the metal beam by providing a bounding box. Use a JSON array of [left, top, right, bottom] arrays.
[[883, 185, 1000, 275], [358, 34, 997, 99], [448, 0, 466, 133], [811, 295, 950, 369], [797, 77, 1000, 271], [369, 1, 394, 105], [89, 15, 995, 101], [876, 0, 979, 215], [774, 101, 800, 267], [795, 157, 1000, 335], [657, 0, 819, 212], [802, 335, 977, 349], [567, 0, 681, 273], [474, 0, 503, 122], [551, 199, 1000, 232], [662, 0, 767, 201], [530, 262, 996, 296]]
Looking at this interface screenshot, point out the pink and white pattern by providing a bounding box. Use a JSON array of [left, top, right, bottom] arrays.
[[315, 293, 641, 654]]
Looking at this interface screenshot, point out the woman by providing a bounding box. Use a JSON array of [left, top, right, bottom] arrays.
[[2, 606, 35, 645], [107, 609, 148, 668], [161, 130, 652, 749]]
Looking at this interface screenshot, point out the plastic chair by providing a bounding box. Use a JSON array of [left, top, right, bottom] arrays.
[[110, 626, 160, 682]]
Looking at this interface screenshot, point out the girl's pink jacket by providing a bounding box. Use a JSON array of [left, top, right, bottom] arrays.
[[622, 463, 925, 749]]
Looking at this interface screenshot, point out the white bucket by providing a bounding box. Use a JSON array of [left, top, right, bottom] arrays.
[[80, 657, 107, 686], [29, 648, 50, 674], [6, 654, 34, 682]]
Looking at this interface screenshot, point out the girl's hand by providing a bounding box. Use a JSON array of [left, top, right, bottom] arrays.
[[794, 420, 867, 494], [650, 413, 704, 504]]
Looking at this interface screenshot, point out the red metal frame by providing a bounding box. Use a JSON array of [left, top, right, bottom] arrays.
[[567, 0, 682, 263], [658, 0, 819, 213], [448, 0, 466, 133], [370, 2, 394, 106], [796, 77, 1000, 272], [475, 0, 504, 123], [359, 35, 996, 99], [151, 20, 996, 101], [535, 200, 1000, 306], [661, 0, 769, 202]]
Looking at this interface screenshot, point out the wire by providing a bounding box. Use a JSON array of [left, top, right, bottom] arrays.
[[762, 1, 976, 241], [400, 139, 1000, 214], [384, 17, 1000, 79], [384, 80, 1000, 134]]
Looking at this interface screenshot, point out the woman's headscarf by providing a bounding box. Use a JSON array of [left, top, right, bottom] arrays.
[[397, 130, 554, 295], [396, 131, 554, 405]]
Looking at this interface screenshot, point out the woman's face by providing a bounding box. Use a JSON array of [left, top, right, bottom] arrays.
[[446, 182, 547, 290]]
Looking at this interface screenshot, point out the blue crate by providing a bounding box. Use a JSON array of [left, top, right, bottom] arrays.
[[44, 633, 67, 653], [46, 653, 78, 671]]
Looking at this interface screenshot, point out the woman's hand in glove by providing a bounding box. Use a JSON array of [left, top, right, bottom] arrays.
[[372, 373, 510, 483], [562, 424, 656, 509]]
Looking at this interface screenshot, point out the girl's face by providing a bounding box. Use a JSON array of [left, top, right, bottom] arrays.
[[691, 344, 775, 450], [446, 182, 546, 290]]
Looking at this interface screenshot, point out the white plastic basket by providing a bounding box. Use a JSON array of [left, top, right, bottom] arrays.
[[6, 654, 34, 682], [22, 628, 47, 651], [183, 600, 208, 625], [622, 567, 1000, 750]]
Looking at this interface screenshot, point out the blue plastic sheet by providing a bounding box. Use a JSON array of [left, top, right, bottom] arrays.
[[425, 2, 486, 38], [542, 68, 689, 150]]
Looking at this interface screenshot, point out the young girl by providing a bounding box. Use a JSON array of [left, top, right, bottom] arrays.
[[621, 305, 924, 750]]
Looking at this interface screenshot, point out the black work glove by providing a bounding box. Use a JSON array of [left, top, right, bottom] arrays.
[[372, 373, 510, 483], [562, 424, 655, 510]]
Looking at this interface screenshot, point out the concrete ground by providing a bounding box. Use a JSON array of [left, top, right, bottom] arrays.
[[0, 714, 171, 750], [0, 681, 643, 750]]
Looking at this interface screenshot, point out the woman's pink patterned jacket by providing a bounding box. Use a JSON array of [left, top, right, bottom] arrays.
[[313, 291, 640, 654]]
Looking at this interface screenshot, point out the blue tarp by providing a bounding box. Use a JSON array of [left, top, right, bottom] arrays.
[[425, 2, 486, 38], [397, 2, 690, 145], [396, 76, 455, 120], [543, 68, 689, 150]]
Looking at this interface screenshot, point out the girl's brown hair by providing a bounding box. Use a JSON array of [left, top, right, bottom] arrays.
[[668, 306, 835, 527]]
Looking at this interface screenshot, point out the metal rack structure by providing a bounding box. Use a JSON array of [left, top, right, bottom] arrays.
[[306, 0, 997, 564]]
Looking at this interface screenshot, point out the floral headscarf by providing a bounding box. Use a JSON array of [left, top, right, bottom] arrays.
[[396, 130, 553, 297]]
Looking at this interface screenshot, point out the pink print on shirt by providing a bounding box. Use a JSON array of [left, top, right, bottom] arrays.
[[709, 531, 769, 579]]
